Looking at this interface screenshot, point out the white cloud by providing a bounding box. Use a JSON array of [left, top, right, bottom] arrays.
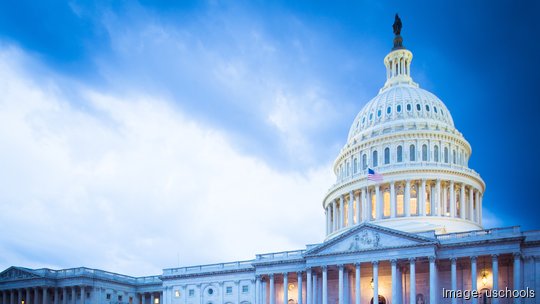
[[0, 46, 334, 276]]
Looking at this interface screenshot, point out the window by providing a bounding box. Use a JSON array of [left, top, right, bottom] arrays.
[[444, 147, 449, 163], [369, 113, 373, 121], [377, 109, 382, 117], [189, 289, 195, 297], [410, 186, 418, 215], [175, 291, 181, 298], [383, 190, 390, 217], [208, 288, 214, 295], [426, 105, 430, 112], [422, 144, 428, 161], [434, 106, 438, 113], [453, 150, 457, 164], [384, 147, 390, 164], [416, 104, 421, 111], [226, 287, 232, 294], [353, 158, 358, 174], [397, 104, 402, 113], [434, 145, 439, 162], [372, 150, 378, 167], [106, 294, 111, 300], [397, 146, 403, 163], [346, 161, 350, 176], [362, 116, 366, 124], [409, 145, 416, 161], [387, 106, 391, 114], [242, 286, 249, 293], [406, 104, 412, 111], [397, 188, 404, 216], [362, 154, 367, 170]]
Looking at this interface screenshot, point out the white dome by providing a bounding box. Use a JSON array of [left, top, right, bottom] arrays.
[[347, 85, 455, 142]]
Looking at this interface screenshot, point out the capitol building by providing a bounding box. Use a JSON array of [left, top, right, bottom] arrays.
[[1, 17, 538, 304]]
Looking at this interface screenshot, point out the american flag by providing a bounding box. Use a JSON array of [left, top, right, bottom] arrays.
[[367, 168, 383, 182]]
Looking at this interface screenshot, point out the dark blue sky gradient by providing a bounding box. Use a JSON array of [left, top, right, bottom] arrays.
[[0, 0, 538, 229]]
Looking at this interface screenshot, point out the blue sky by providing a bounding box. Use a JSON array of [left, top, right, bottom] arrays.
[[0, 1, 538, 276]]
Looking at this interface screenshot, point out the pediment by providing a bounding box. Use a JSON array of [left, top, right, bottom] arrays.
[[307, 223, 436, 255], [0, 267, 40, 281]]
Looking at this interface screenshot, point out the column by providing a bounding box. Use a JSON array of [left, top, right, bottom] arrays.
[[312, 273, 317, 304], [338, 266, 344, 304], [471, 256, 478, 304], [362, 188, 368, 221], [256, 276, 261, 304], [325, 208, 329, 235], [409, 258, 416, 304], [404, 180, 411, 216], [449, 181, 455, 217], [1, 290, 5, 304], [451, 258, 457, 304], [151, 293, 155, 304], [460, 184, 466, 219], [332, 201, 337, 231], [322, 267, 327, 304], [421, 179, 426, 216], [283, 273, 288, 304], [296, 271, 303, 304], [71, 288, 76, 304], [390, 182, 396, 217], [355, 263, 360, 304], [62, 289, 67, 304], [43, 288, 48, 304], [429, 257, 437, 304], [514, 253, 521, 304], [339, 196, 344, 229], [356, 191, 361, 224], [25, 289, 30, 304], [391, 260, 397, 304], [469, 187, 474, 221], [436, 179, 442, 216], [348, 191, 354, 226], [365, 188, 372, 220], [54, 289, 59, 304], [80, 287, 84, 304], [13, 290, 18, 304], [372, 262, 379, 304], [479, 194, 483, 225], [492, 255, 499, 304], [375, 185, 382, 219], [306, 269, 312, 304], [475, 191, 480, 223], [35, 288, 39, 304], [442, 184, 448, 216], [269, 274, 275, 304]]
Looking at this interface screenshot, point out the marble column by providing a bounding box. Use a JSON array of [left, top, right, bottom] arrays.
[[312, 273, 317, 304], [255, 276, 261, 304], [269, 274, 275, 304], [338, 266, 344, 304], [355, 263, 360, 304], [460, 184, 466, 219], [475, 191, 480, 223], [469, 187, 474, 221], [404, 180, 411, 216], [43, 288, 48, 304], [283, 273, 288, 304], [429, 257, 437, 304], [25, 289, 30, 304], [54, 289, 58, 304], [471, 256, 478, 304], [362, 188, 368, 221], [62, 289, 67, 304], [339, 196, 344, 229], [390, 182, 396, 217], [391, 260, 397, 304], [421, 179, 426, 216], [375, 185, 382, 219], [451, 258, 457, 304], [348, 191, 354, 226], [514, 253, 521, 304], [332, 201, 337, 231], [372, 262, 379, 304], [306, 269, 312, 304], [436, 179, 442, 216], [449, 181, 455, 217], [150, 293, 155, 304], [80, 287, 84, 304], [325, 208, 329, 235], [409, 258, 416, 304], [492, 255, 499, 304], [322, 267, 327, 304], [35, 288, 39, 304], [356, 191, 361, 224]]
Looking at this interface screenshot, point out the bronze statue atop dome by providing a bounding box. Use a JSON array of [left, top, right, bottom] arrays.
[[393, 14, 402, 36], [392, 13, 404, 50]]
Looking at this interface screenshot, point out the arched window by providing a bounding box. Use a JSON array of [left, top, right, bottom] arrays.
[[384, 147, 390, 164], [397, 104, 402, 113], [372, 150, 378, 167], [422, 144, 428, 161], [362, 154, 367, 170], [453, 149, 457, 164], [397, 145, 403, 162], [409, 145, 416, 161], [346, 161, 350, 176], [444, 147, 449, 163], [434, 145, 439, 162], [353, 158, 358, 174]]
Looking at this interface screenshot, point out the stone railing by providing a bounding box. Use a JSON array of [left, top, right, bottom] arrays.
[[32, 267, 161, 285], [436, 226, 520, 241], [255, 249, 306, 261], [163, 260, 254, 276]]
